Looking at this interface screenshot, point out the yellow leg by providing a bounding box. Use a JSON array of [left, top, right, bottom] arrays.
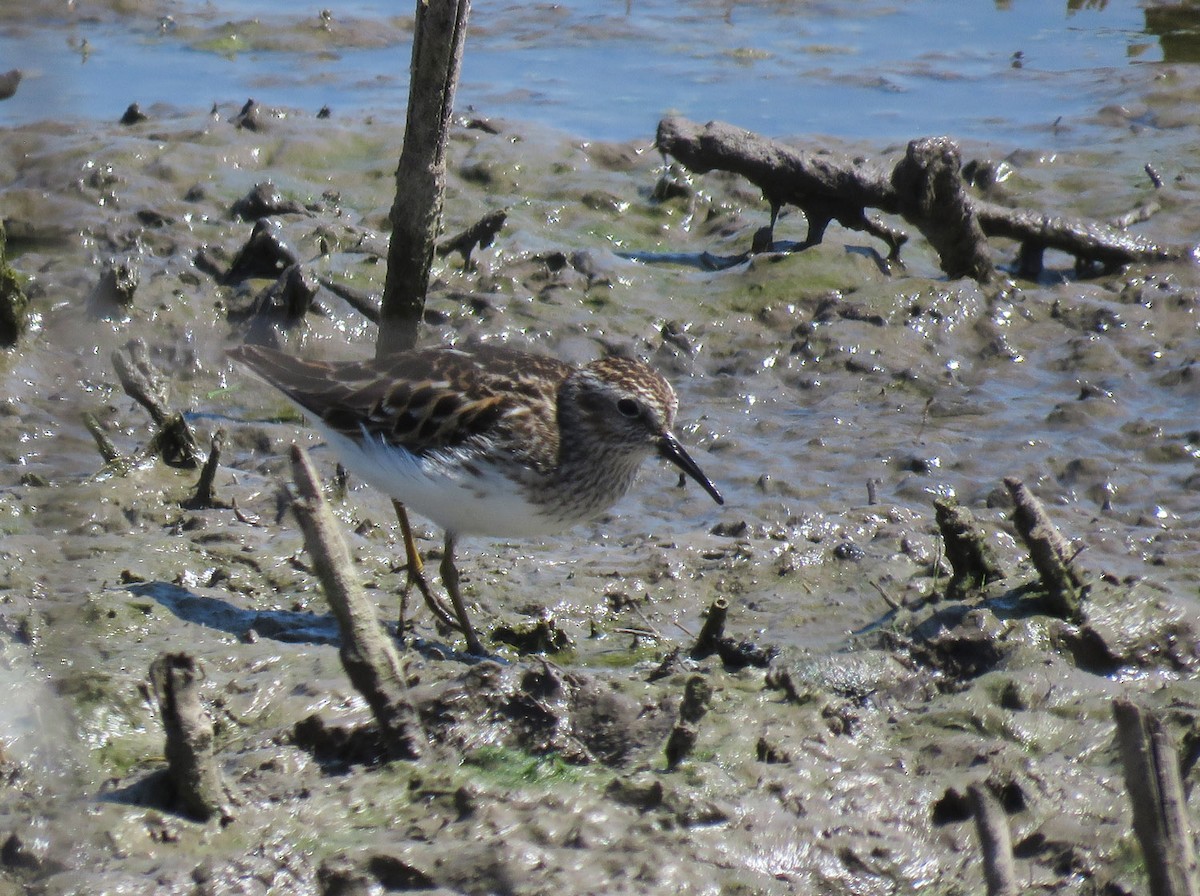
[[440, 532, 485, 656], [392, 500, 458, 633]]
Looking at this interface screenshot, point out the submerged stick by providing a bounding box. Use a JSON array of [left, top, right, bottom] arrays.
[[289, 445, 424, 759], [149, 652, 234, 824], [1112, 699, 1200, 896], [968, 783, 1018, 896]]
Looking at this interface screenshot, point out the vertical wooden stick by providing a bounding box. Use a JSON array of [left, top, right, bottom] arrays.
[[149, 652, 234, 824], [377, 0, 472, 355], [968, 783, 1018, 896], [1112, 699, 1199, 896]]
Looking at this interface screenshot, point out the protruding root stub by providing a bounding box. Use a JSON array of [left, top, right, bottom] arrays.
[[968, 783, 1019, 896], [691, 597, 729, 658], [690, 597, 775, 669], [149, 652, 235, 824], [289, 446, 425, 760], [112, 339, 202, 468], [182, 429, 227, 510], [1112, 699, 1200, 896], [436, 208, 507, 267], [1003, 477, 1086, 621], [664, 674, 713, 771], [934, 497, 1005, 601]]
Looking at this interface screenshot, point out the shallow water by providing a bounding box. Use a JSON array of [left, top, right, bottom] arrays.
[[0, 0, 1184, 143]]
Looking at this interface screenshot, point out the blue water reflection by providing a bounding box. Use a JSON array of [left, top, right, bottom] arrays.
[[0, 1, 1174, 141]]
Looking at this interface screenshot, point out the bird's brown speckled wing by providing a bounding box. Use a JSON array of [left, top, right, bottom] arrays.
[[228, 344, 572, 471]]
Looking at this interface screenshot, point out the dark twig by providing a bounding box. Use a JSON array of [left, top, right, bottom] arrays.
[[148, 652, 235, 824], [688, 596, 773, 669], [83, 412, 122, 464], [968, 783, 1018, 896], [690, 597, 729, 658], [1112, 700, 1200, 896], [289, 445, 424, 759], [316, 275, 381, 324]]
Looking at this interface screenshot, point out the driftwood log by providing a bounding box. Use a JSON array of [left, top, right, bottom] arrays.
[[655, 116, 1195, 281]]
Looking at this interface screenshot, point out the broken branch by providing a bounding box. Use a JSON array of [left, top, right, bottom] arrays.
[[655, 116, 1195, 280], [289, 445, 424, 760]]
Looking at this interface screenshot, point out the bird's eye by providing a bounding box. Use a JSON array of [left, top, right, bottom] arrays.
[[616, 398, 640, 418]]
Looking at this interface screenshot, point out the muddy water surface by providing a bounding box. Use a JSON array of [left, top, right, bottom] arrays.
[[1, 3, 1200, 895]]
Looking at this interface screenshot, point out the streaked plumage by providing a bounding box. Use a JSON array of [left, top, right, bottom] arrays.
[[228, 342, 723, 653]]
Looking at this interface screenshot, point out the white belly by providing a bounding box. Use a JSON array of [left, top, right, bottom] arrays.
[[320, 426, 565, 538]]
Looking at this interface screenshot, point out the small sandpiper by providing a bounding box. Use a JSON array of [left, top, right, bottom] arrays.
[[229, 343, 724, 654]]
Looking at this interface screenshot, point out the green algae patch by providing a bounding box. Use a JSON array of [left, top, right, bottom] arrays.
[[460, 745, 588, 788]]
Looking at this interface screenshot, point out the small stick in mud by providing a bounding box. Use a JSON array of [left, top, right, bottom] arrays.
[[182, 429, 227, 510], [83, 411, 122, 464], [690, 597, 729, 658], [689, 596, 774, 669], [934, 497, 1004, 601], [289, 445, 424, 760], [317, 275, 381, 324], [866, 477, 880, 506], [112, 340, 202, 467], [664, 674, 713, 771], [1112, 699, 1200, 896], [968, 783, 1018, 896], [1003, 477, 1085, 620], [148, 652, 235, 824]]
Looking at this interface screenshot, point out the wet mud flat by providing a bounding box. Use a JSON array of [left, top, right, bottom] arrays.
[[0, 96, 1198, 895]]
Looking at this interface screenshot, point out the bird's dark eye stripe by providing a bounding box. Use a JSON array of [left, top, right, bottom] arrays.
[[617, 398, 640, 418]]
